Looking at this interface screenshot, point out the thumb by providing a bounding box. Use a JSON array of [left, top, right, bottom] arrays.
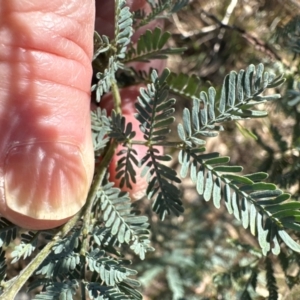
[[0, 1, 95, 229]]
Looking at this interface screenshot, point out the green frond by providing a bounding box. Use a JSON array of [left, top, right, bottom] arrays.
[[110, 110, 136, 143], [0, 218, 17, 248], [249, 271, 258, 293], [87, 281, 142, 300], [228, 239, 262, 258], [169, 63, 299, 255], [134, 0, 189, 28], [177, 64, 284, 147], [91, 56, 121, 101], [177, 145, 300, 254], [52, 228, 81, 255], [169, 0, 189, 13], [166, 266, 184, 300], [130, 236, 154, 260], [91, 108, 111, 153], [270, 125, 289, 152], [288, 81, 300, 106], [276, 15, 300, 55], [92, 32, 113, 76], [93, 32, 111, 62], [133, 69, 184, 219], [278, 251, 290, 275], [92, 0, 133, 101], [109, 111, 141, 190], [135, 70, 176, 142], [91, 226, 118, 252], [124, 28, 185, 64], [96, 183, 154, 259], [36, 229, 81, 278], [86, 283, 111, 300], [0, 248, 6, 283], [115, 147, 139, 189], [88, 258, 142, 299], [87, 248, 139, 286], [11, 231, 39, 264], [134, 1, 169, 27], [118, 281, 143, 299], [33, 279, 78, 300], [37, 252, 80, 279], [167, 71, 202, 101], [265, 257, 278, 300], [114, 0, 134, 60], [214, 265, 258, 298]]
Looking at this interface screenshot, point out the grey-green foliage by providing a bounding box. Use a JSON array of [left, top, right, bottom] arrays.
[[92, 0, 133, 101], [0, 218, 17, 248], [172, 64, 299, 256], [109, 107, 141, 189], [124, 27, 185, 64], [252, 72, 300, 197], [91, 107, 111, 153], [33, 280, 78, 300], [276, 15, 300, 55], [95, 183, 154, 260], [86, 283, 131, 300], [28, 215, 144, 298], [206, 238, 300, 299], [36, 229, 81, 278], [166, 266, 184, 300], [135, 70, 183, 220], [288, 81, 300, 106], [213, 265, 258, 299], [265, 257, 278, 300], [116, 64, 300, 256], [0, 248, 6, 284], [87, 248, 138, 286], [11, 231, 39, 263], [134, 0, 189, 28], [167, 71, 203, 100]]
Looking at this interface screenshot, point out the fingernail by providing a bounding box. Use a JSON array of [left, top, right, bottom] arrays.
[[4, 142, 89, 221]]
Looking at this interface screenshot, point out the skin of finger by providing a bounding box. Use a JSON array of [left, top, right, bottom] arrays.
[[0, 0, 95, 229]]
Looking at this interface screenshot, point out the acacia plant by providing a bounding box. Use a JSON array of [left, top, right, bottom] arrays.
[[0, 0, 300, 299]]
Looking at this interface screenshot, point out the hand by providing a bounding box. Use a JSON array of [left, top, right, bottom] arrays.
[[0, 0, 164, 230]]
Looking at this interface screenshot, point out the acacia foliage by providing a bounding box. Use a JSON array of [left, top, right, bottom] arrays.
[[0, 0, 300, 299]]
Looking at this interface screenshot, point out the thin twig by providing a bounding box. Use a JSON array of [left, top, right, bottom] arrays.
[[200, 9, 283, 62], [172, 12, 218, 37], [213, 0, 238, 53]]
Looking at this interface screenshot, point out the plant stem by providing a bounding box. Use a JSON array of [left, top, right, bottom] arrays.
[[81, 80, 120, 247], [78, 80, 120, 295]]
